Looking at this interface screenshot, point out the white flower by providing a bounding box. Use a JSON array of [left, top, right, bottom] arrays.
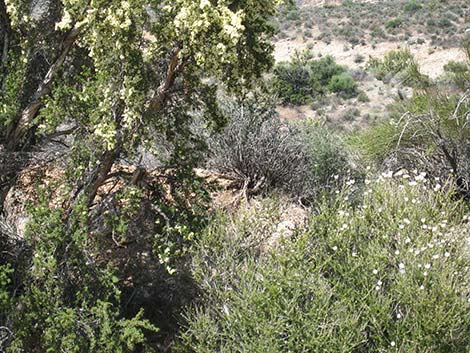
[[346, 179, 355, 186], [399, 224, 405, 229], [419, 285, 425, 290], [405, 238, 411, 244], [394, 170, 404, 177], [432, 254, 439, 259], [396, 313, 402, 319], [423, 271, 428, 276], [332, 246, 338, 251], [424, 263, 431, 269], [377, 280, 383, 286], [395, 250, 400, 255], [375, 285, 381, 291], [390, 341, 396, 347], [399, 263, 405, 269], [444, 252, 450, 257], [373, 269, 378, 275], [403, 218, 411, 225]]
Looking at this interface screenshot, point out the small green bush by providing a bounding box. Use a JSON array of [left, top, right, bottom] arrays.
[[443, 60, 470, 90], [403, 0, 423, 12], [366, 48, 429, 88], [341, 107, 361, 121], [309, 55, 346, 89], [357, 91, 370, 102], [327, 73, 358, 98], [386, 18, 403, 29]]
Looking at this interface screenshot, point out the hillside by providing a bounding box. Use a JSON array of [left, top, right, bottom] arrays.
[[273, 0, 470, 128], [0, 0, 469, 352]]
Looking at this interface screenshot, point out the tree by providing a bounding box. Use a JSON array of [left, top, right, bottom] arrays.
[[0, 0, 282, 350]]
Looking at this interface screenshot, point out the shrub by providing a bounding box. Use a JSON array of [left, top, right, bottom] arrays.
[[309, 55, 346, 89], [357, 91, 370, 102], [273, 53, 350, 105], [354, 54, 365, 63], [403, 0, 423, 12], [341, 107, 361, 121], [443, 60, 470, 90], [366, 48, 430, 88], [208, 93, 306, 196], [327, 73, 358, 98], [208, 94, 354, 200], [371, 26, 386, 39], [273, 54, 315, 105], [176, 177, 470, 352], [385, 18, 403, 29], [352, 91, 470, 198], [438, 17, 452, 28]]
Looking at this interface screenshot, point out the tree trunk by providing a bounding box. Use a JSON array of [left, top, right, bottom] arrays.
[[5, 26, 81, 151], [0, 0, 10, 91]]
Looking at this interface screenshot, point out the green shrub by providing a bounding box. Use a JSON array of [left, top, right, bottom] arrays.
[[357, 91, 370, 102], [176, 177, 470, 352], [3, 194, 158, 352], [371, 26, 386, 38], [273, 53, 350, 105], [341, 107, 361, 121], [309, 55, 346, 89], [386, 18, 403, 29], [366, 48, 430, 88], [438, 17, 452, 28], [403, 0, 423, 12], [443, 60, 470, 90], [327, 73, 358, 98], [351, 91, 470, 197], [273, 55, 315, 105]]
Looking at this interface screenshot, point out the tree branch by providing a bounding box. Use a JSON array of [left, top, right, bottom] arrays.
[[147, 46, 184, 112], [5, 25, 83, 150]]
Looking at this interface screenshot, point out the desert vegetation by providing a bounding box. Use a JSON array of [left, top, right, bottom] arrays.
[[0, 0, 469, 352], [276, 0, 470, 47]]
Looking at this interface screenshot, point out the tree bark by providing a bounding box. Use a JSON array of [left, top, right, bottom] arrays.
[[0, 0, 10, 91], [5, 26, 81, 151]]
